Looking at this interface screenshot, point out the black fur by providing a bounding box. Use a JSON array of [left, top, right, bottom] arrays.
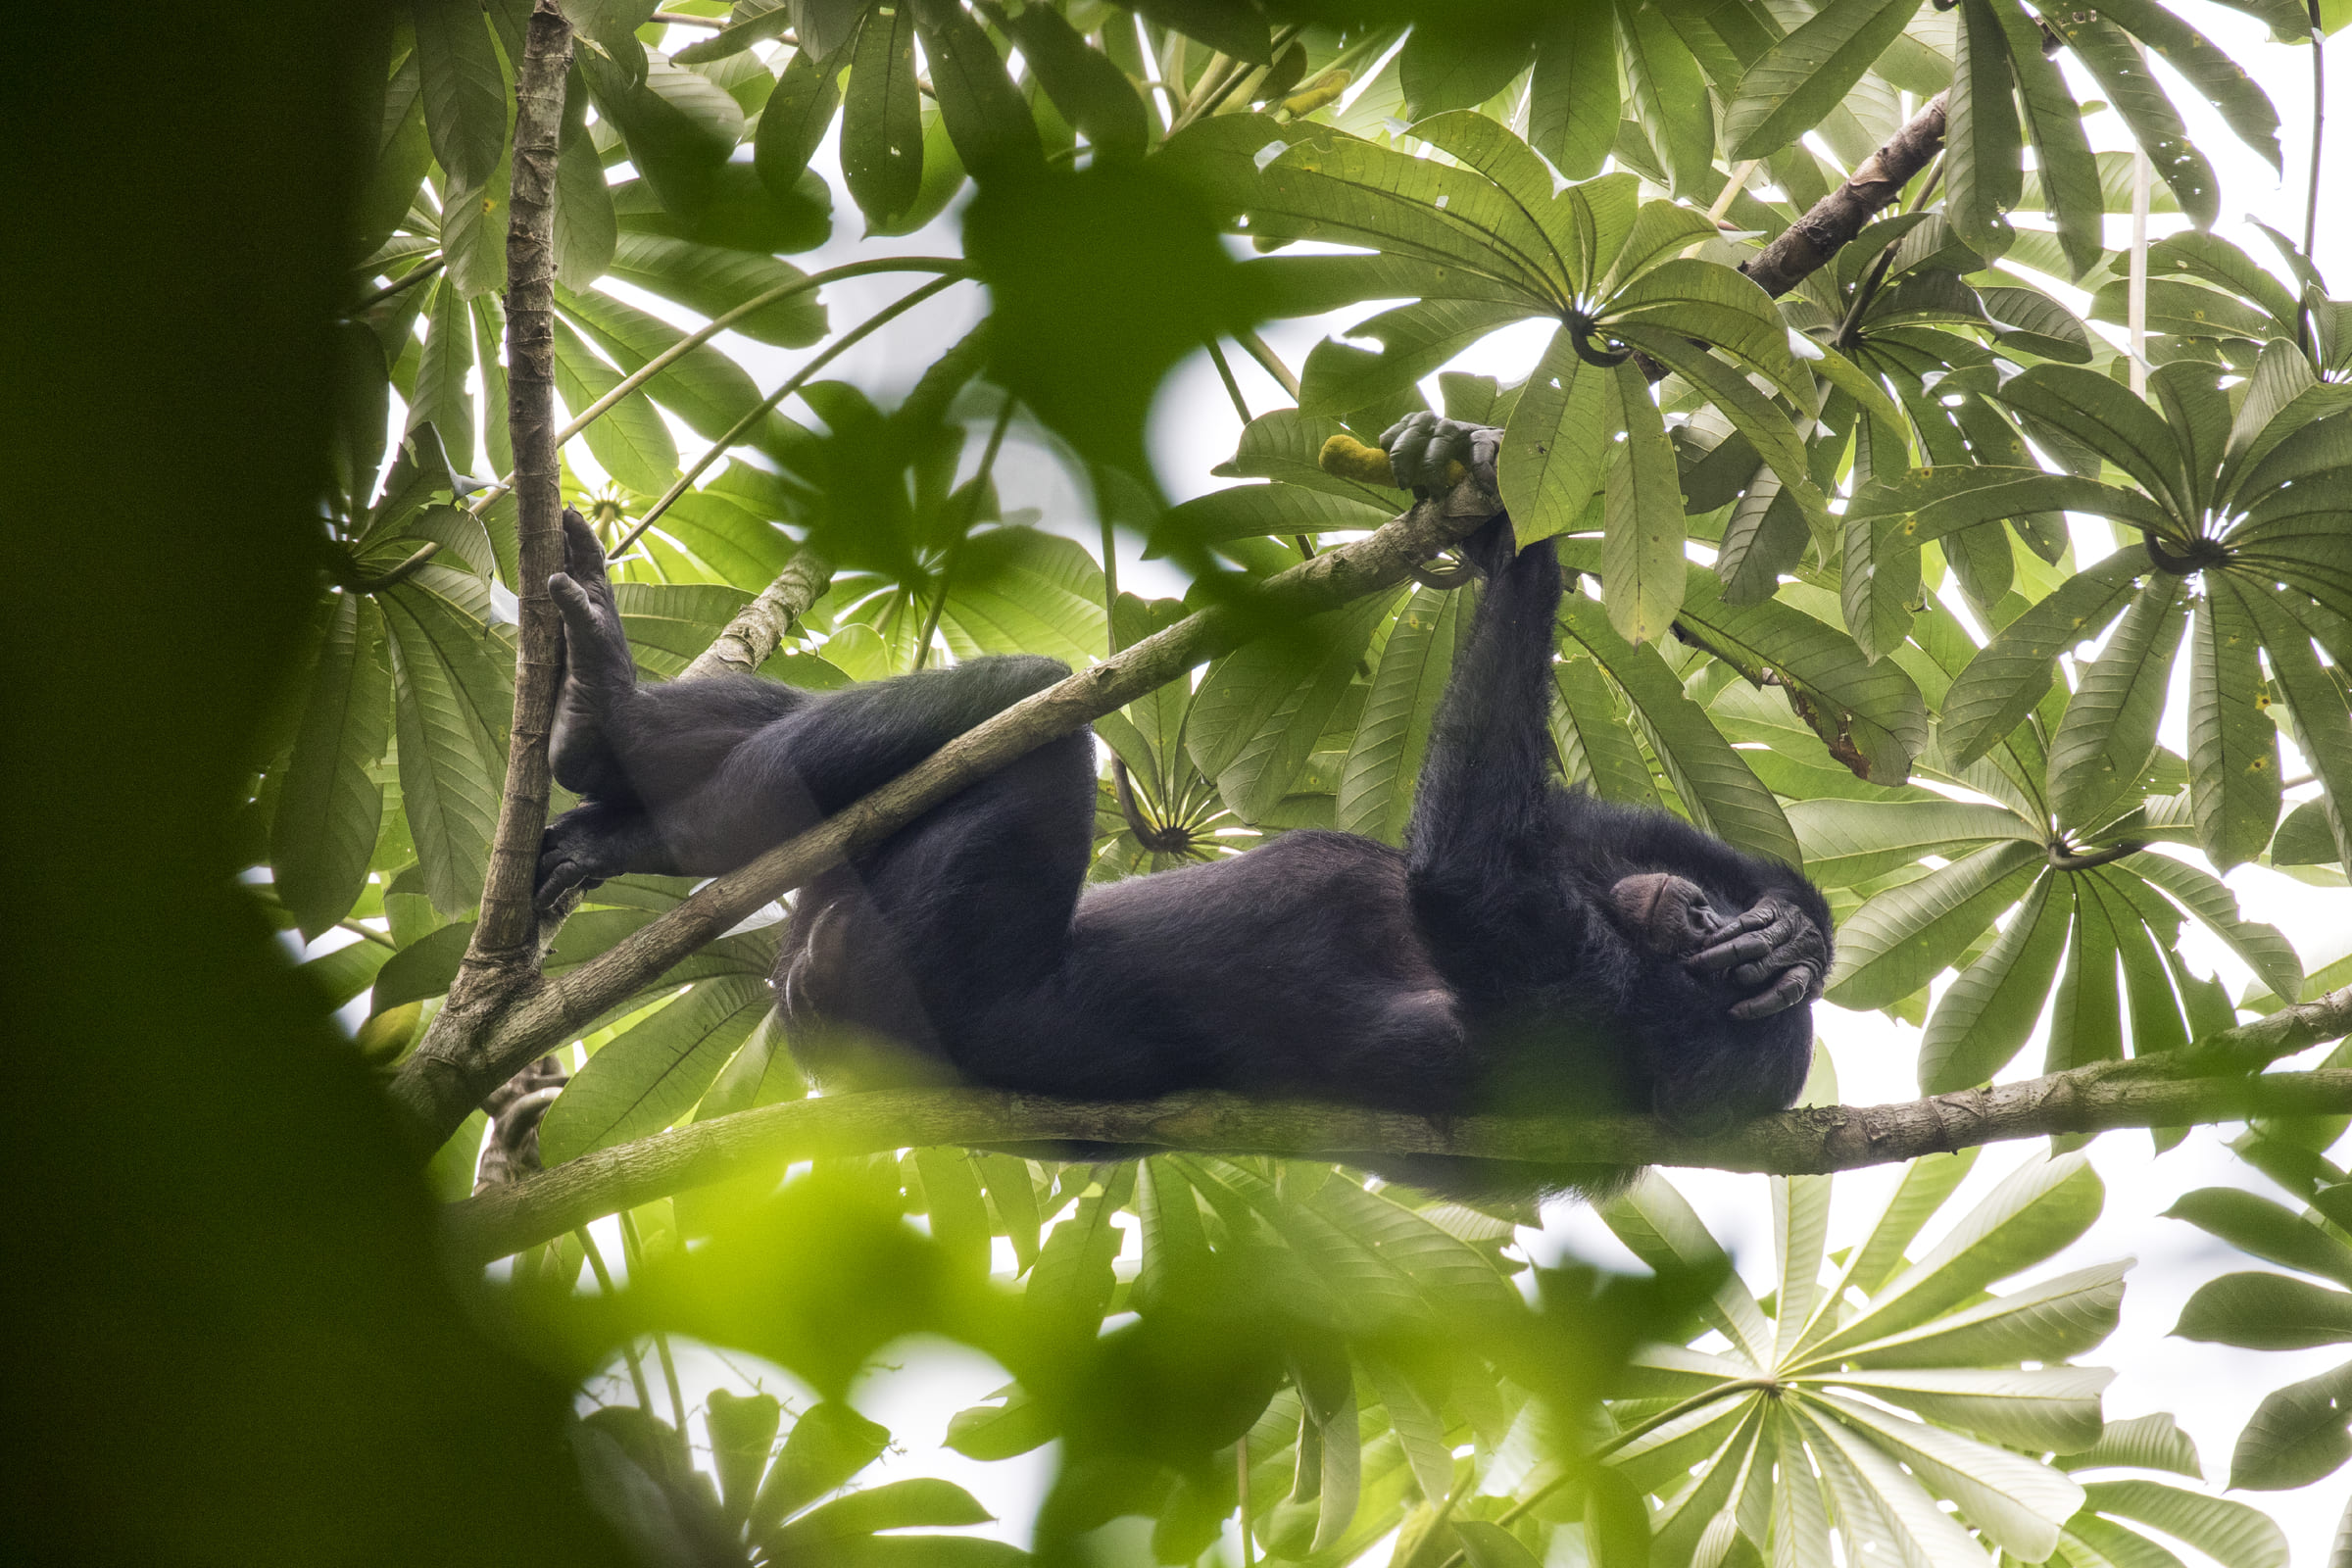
[[537, 512, 1831, 1195]]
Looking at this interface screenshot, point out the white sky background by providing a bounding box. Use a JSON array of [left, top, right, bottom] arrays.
[[504, 7, 2352, 1559]]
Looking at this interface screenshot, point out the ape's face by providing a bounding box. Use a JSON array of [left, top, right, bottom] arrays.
[[1610, 872, 1725, 956]]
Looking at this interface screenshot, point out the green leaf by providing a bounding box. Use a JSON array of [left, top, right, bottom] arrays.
[[554, 117, 617, 290], [1793, 1402, 1991, 1567], [1813, 1389, 2085, 1560], [536, 974, 771, 1165], [273, 595, 391, 941], [756, 41, 844, 194], [2228, 1356, 2352, 1490], [1298, 299, 1540, 418], [609, 232, 827, 346], [382, 567, 510, 915], [412, 0, 507, 187], [707, 1387, 781, 1527], [2177, 1271, 2352, 1349], [1615, 0, 1714, 196], [1452, 1521, 1543, 1568], [1398, 25, 1531, 117], [944, 1388, 1054, 1459], [997, 5, 1148, 163], [1601, 362, 1685, 644], [1991, 0, 2102, 277], [2123, 851, 2303, 1005], [2054, 1411, 2203, 1478], [938, 528, 1106, 668], [912, 0, 1042, 177], [1497, 328, 1613, 544], [1340, 586, 1470, 845], [2187, 582, 2283, 869], [1940, 553, 2149, 766], [1558, 595, 1800, 867], [2045, 11, 2219, 228], [1671, 573, 1932, 785], [842, 3, 923, 229], [584, 54, 745, 216], [1945, 0, 2022, 257], [977, 1153, 1041, 1275], [2082, 1480, 2288, 1568], [1192, 590, 1400, 822], [1025, 1170, 1131, 1343], [553, 318, 678, 494], [410, 278, 477, 474], [2167, 1188, 2352, 1290], [1611, 325, 1826, 534], [1153, 485, 1396, 557], [1990, 366, 2192, 521], [2094, 0, 2282, 169], [2240, 589, 2352, 868], [1823, 1366, 2109, 1452], [1819, 1152, 2106, 1355], [1824, 839, 2041, 1010], [1843, 1258, 2129, 1369], [1724, 0, 1925, 161], [748, 1401, 893, 1538], [1601, 257, 1796, 386], [769, 1478, 993, 1549], [1551, 657, 1659, 807], [1527, 3, 1618, 179], [2048, 576, 2187, 829], [370, 920, 471, 1012], [1919, 870, 2073, 1092], [1788, 799, 2035, 889]]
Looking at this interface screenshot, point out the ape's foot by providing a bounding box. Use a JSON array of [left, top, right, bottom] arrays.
[[1381, 412, 1503, 496], [1685, 893, 1830, 1019], [547, 508, 639, 797], [535, 802, 643, 911]]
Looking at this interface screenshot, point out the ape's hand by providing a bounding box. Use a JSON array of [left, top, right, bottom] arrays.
[[1685, 893, 1829, 1019], [1381, 412, 1502, 496], [547, 509, 636, 797], [536, 800, 635, 910]]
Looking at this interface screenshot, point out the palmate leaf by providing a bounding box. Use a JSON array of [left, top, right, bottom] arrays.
[[2240, 588, 2352, 867], [553, 318, 678, 494], [273, 593, 392, 941], [1917, 871, 2070, 1092], [2048, 576, 2188, 830], [1526, 1, 1617, 180], [1939, 553, 2150, 765], [536, 973, 772, 1166], [1990, 0, 2102, 278], [609, 233, 827, 348], [2078, 1480, 2290, 1568], [1190, 589, 1400, 824], [2187, 580, 2283, 870], [381, 564, 510, 915], [1722, 0, 1925, 161], [1497, 327, 1613, 544], [1298, 299, 1541, 420], [1551, 656, 1660, 807], [1824, 838, 2041, 1010], [1557, 594, 1799, 867], [1339, 584, 1471, 847], [1600, 361, 1684, 644], [2046, 11, 2219, 227], [937, 527, 1106, 668], [1788, 799, 2035, 889], [1945, 0, 2022, 258]]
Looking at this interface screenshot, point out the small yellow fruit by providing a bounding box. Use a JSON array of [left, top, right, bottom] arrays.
[[1317, 432, 1396, 486]]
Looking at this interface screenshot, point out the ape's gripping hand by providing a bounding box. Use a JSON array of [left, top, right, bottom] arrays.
[[1381, 412, 1503, 495], [1686, 893, 1830, 1020], [546, 509, 636, 798]]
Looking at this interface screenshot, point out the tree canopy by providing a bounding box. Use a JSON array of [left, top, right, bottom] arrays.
[[20, 1, 2352, 1565]]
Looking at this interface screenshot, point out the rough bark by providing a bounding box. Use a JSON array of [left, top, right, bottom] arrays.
[[682, 548, 835, 679], [444, 1057, 2352, 1262], [459, 0, 573, 961], [1740, 91, 1949, 299], [387, 476, 1505, 1146], [397, 0, 575, 1152]]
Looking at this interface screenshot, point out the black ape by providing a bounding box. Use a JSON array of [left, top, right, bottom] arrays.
[[537, 435, 1829, 1192]]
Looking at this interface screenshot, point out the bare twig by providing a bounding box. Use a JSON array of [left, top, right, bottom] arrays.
[[681, 549, 836, 680]]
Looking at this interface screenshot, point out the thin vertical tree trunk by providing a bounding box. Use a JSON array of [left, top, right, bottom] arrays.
[[400, 0, 574, 1139]]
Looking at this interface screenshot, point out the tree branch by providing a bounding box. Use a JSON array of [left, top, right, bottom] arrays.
[[681, 547, 835, 680], [1740, 91, 1948, 299], [443, 1060, 2352, 1263], [456, 0, 573, 966], [388, 475, 1506, 1146]]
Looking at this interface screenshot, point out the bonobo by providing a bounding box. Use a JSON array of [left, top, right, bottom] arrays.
[[536, 416, 1831, 1193]]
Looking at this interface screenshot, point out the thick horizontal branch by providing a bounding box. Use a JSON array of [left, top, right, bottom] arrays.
[[388, 476, 1505, 1146], [443, 1064, 2352, 1263]]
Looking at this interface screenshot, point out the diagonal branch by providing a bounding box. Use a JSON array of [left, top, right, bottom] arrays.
[[388, 475, 1507, 1146]]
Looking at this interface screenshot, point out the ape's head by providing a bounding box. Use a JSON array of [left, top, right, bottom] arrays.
[[1608, 872, 1725, 956]]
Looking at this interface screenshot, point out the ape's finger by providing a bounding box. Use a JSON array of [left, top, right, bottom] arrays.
[[549, 572, 601, 644], [1729, 964, 1816, 1019], [535, 852, 587, 911], [561, 508, 608, 582]]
